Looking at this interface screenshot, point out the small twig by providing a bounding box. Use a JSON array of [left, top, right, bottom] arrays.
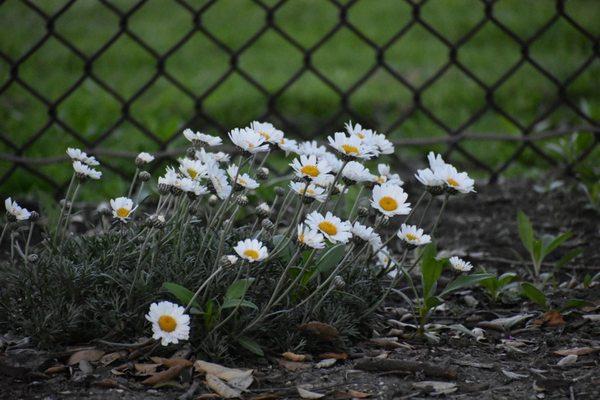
[[355, 357, 457, 380]]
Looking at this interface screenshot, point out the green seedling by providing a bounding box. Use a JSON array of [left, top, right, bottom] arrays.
[[517, 211, 574, 278], [478, 270, 518, 303]]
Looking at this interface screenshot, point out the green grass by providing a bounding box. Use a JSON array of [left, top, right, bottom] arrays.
[[1, 0, 599, 199]]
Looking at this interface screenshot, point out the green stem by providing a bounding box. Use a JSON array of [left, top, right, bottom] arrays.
[[128, 168, 139, 198], [24, 222, 34, 264]]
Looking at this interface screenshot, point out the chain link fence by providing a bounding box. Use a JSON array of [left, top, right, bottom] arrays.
[[1, 0, 598, 196]]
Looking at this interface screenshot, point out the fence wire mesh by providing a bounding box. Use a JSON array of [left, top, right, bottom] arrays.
[[0, 0, 598, 196]]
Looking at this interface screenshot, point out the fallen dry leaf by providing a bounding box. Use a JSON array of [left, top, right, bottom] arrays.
[[557, 354, 578, 366], [583, 314, 600, 322], [298, 321, 339, 341], [277, 358, 311, 372], [100, 351, 126, 366], [315, 358, 336, 369], [282, 352, 308, 362], [333, 389, 370, 399], [502, 369, 529, 380], [412, 381, 457, 395], [205, 374, 242, 399], [369, 337, 404, 349], [297, 386, 325, 399], [533, 310, 565, 327], [141, 364, 186, 386], [67, 349, 105, 365], [318, 352, 348, 360], [553, 347, 600, 356], [134, 363, 160, 376], [150, 356, 193, 368], [93, 378, 125, 389], [44, 365, 68, 374], [478, 314, 533, 331], [194, 360, 253, 390]]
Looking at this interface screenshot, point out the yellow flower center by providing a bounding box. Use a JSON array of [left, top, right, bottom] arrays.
[[405, 233, 418, 241], [243, 249, 260, 260], [116, 207, 130, 218], [357, 132, 365, 139], [238, 178, 247, 186], [300, 165, 320, 177], [379, 196, 398, 212], [376, 175, 386, 184], [259, 131, 270, 140], [447, 178, 459, 187], [341, 144, 359, 155], [187, 168, 198, 179], [306, 188, 315, 195], [158, 315, 177, 332], [298, 234, 305, 243], [318, 221, 338, 236]]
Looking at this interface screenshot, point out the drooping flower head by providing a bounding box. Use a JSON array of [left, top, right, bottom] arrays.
[[72, 160, 102, 180], [449, 256, 473, 272], [67, 148, 99, 166], [234, 238, 268, 262], [289, 181, 326, 203], [146, 301, 190, 346], [4, 198, 31, 221], [227, 165, 259, 190], [136, 152, 155, 166], [371, 183, 411, 217], [228, 127, 269, 154], [250, 121, 284, 144], [342, 161, 375, 184], [183, 129, 222, 147], [373, 164, 403, 185], [351, 221, 381, 246], [207, 164, 232, 199]]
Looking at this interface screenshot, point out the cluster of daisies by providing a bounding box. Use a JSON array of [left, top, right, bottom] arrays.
[[2, 120, 476, 347]]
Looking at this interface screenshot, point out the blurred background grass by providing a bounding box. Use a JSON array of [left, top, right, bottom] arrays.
[[0, 0, 598, 199]]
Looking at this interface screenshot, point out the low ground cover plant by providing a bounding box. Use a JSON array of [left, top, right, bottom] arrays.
[[0, 121, 481, 356]]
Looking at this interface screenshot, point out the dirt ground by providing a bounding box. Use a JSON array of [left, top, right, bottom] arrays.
[[1, 179, 599, 399]]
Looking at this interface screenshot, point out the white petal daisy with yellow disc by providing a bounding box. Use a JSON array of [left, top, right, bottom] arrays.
[[146, 301, 190, 346], [371, 183, 411, 217], [291, 154, 331, 180], [110, 197, 137, 222], [297, 223, 326, 249], [397, 223, 431, 246], [234, 238, 268, 262], [305, 211, 352, 243], [228, 127, 269, 154]]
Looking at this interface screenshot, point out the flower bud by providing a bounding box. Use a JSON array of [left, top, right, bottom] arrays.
[[274, 186, 286, 197], [427, 185, 445, 196], [6, 213, 16, 223], [220, 255, 238, 268], [186, 147, 197, 159], [208, 194, 218, 207], [255, 203, 271, 219], [158, 183, 171, 195], [261, 218, 275, 231], [139, 171, 151, 182], [170, 185, 183, 196], [256, 167, 269, 181], [27, 254, 39, 263], [28, 211, 40, 222], [236, 195, 249, 207], [332, 275, 345, 289], [150, 214, 166, 229]]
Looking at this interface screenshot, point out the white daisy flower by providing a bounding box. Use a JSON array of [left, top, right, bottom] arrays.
[[67, 147, 100, 166], [234, 238, 268, 262], [297, 223, 326, 249], [110, 197, 137, 222], [291, 154, 331, 180], [374, 164, 403, 185], [298, 140, 328, 157], [277, 137, 300, 155], [227, 165, 259, 190], [437, 164, 475, 194], [320, 152, 343, 173], [289, 181, 326, 202], [305, 211, 352, 243], [344, 121, 374, 141], [397, 223, 431, 246], [328, 131, 376, 160], [207, 164, 232, 199], [312, 173, 335, 189], [427, 151, 448, 173], [183, 129, 222, 147], [195, 148, 230, 164], [228, 127, 269, 154], [136, 152, 155, 165], [4, 198, 31, 221], [250, 121, 284, 144], [449, 256, 473, 272], [146, 301, 190, 346], [375, 247, 395, 268], [342, 161, 375, 183], [415, 167, 445, 187], [179, 158, 208, 181], [158, 166, 179, 187], [226, 255, 239, 265], [351, 221, 381, 245], [371, 183, 411, 217], [372, 133, 394, 155], [174, 177, 196, 193], [72, 160, 102, 180]]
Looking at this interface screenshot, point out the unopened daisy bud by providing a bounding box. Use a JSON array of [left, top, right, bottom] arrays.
[[220, 255, 238, 268], [59, 199, 71, 208], [150, 214, 166, 229], [292, 175, 304, 183], [274, 186, 286, 197], [342, 176, 355, 187], [208, 194, 218, 206], [135, 152, 155, 167], [302, 195, 315, 204], [261, 218, 275, 231], [256, 202, 271, 219], [257, 167, 270, 181], [332, 275, 345, 289], [428, 185, 445, 196], [139, 171, 151, 182], [27, 254, 39, 263], [28, 211, 40, 222], [357, 206, 369, 217], [206, 180, 216, 195], [236, 195, 249, 207], [6, 213, 16, 223], [186, 147, 196, 159], [170, 185, 183, 196], [331, 185, 341, 195]]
